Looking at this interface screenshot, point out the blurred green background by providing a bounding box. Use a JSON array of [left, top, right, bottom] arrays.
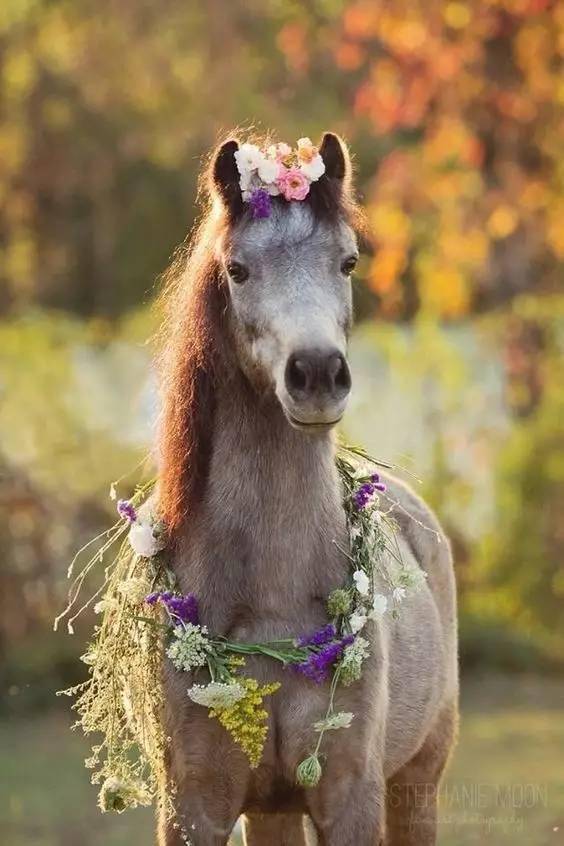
[[1, 1, 563, 844]]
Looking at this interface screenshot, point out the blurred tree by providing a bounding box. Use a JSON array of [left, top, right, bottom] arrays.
[[289, 0, 564, 318]]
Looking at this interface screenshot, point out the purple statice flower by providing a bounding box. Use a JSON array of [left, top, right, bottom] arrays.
[[297, 623, 336, 648], [352, 473, 387, 510], [370, 472, 387, 492], [249, 188, 272, 219], [145, 591, 199, 625], [117, 499, 137, 522], [293, 635, 355, 684]]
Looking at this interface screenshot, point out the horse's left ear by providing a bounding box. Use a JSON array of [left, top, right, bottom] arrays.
[[211, 138, 243, 215], [319, 132, 351, 188]]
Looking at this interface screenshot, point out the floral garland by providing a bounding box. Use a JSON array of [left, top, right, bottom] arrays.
[[234, 138, 325, 219], [55, 445, 430, 815]]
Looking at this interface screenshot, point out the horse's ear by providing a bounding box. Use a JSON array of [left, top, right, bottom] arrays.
[[319, 132, 351, 187], [211, 139, 243, 215]]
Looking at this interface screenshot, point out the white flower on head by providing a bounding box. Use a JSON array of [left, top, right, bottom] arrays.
[[393, 586, 407, 603], [299, 153, 325, 181], [349, 611, 368, 633], [188, 681, 245, 710], [352, 570, 370, 596], [257, 154, 280, 185], [128, 521, 166, 558], [267, 141, 292, 161], [368, 593, 388, 619], [313, 711, 354, 732], [234, 143, 262, 176]]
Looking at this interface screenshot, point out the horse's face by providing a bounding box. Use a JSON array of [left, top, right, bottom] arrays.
[[220, 201, 357, 431]]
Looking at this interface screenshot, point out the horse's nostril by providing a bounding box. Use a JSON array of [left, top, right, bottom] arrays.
[[333, 353, 351, 392], [288, 357, 308, 392], [285, 349, 351, 401]]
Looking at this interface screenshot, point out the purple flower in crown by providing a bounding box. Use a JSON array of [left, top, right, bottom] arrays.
[[296, 623, 336, 648], [249, 188, 272, 219], [145, 591, 199, 625], [293, 634, 355, 684], [353, 473, 386, 510], [117, 499, 137, 523]]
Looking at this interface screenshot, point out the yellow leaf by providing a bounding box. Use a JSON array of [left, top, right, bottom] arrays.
[[487, 206, 519, 240]]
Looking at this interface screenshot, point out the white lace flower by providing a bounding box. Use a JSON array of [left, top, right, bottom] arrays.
[[299, 153, 325, 181], [349, 611, 368, 633], [128, 521, 166, 558], [166, 624, 211, 672], [234, 143, 262, 176], [340, 636, 370, 686], [313, 711, 354, 732], [187, 681, 245, 710], [352, 570, 370, 596], [369, 593, 388, 619]]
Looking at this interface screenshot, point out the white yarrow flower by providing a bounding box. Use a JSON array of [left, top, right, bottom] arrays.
[[349, 611, 368, 633], [313, 711, 354, 732], [128, 521, 166, 558], [187, 681, 245, 710], [352, 570, 370, 596]]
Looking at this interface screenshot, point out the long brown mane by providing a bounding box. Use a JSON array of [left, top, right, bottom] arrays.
[[155, 192, 229, 531], [156, 134, 364, 532]]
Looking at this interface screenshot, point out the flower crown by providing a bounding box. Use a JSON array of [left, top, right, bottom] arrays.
[[234, 138, 326, 219]]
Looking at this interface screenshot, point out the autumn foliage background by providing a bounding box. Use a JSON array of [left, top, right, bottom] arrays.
[[1, 1, 564, 843]]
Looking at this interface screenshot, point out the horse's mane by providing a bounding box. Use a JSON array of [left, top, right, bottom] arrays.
[[156, 134, 363, 532]]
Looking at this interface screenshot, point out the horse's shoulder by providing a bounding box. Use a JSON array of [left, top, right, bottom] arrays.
[[379, 472, 455, 612]]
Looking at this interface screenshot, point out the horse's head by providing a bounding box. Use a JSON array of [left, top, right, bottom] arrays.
[[211, 133, 358, 432]]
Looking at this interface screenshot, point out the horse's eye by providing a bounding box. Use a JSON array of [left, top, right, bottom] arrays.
[[341, 255, 358, 276], [226, 261, 249, 284]]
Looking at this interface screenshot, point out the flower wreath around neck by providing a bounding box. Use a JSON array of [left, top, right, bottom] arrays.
[[56, 443, 437, 820]]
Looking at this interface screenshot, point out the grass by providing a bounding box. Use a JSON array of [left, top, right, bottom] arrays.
[[1, 674, 563, 845]]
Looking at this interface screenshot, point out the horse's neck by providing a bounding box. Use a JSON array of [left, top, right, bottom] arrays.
[[177, 374, 348, 630]]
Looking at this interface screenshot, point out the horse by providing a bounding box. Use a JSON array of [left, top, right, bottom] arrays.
[[154, 132, 458, 846]]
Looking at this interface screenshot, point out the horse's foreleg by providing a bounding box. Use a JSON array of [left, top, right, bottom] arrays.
[[241, 813, 312, 845], [385, 700, 458, 846], [156, 761, 247, 846], [306, 771, 385, 846]]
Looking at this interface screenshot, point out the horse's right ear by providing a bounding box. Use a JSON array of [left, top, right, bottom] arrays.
[[211, 139, 243, 215]]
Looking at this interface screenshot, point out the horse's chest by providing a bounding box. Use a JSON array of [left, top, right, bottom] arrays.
[[177, 515, 347, 637]]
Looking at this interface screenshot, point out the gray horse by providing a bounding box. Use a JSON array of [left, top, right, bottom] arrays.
[[155, 133, 458, 846]]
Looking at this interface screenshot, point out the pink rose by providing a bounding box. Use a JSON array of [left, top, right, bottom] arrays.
[[277, 167, 310, 201]]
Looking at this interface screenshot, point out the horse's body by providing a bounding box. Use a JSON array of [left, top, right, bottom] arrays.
[[156, 134, 458, 846]]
